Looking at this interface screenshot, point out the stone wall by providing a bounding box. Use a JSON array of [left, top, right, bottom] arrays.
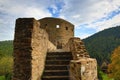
[[39, 17, 74, 49], [13, 18, 56, 80], [13, 17, 97, 80], [47, 40, 56, 52], [63, 37, 90, 59], [70, 58, 98, 80], [64, 37, 98, 80]]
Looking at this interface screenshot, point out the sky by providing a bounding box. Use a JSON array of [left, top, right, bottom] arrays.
[[0, 0, 120, 41]]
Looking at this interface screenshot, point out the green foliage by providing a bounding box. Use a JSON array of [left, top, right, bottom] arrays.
[[98, 66, 103, 80], [100, 71, 112, 80], [0, 40, 13, 57], [0, 76, 5, 80], [0, 56, 13, 76], [0, 41, 13, 80], [0, 74, 11, 80], [98, 66, 112, 80], [5, 73, 12, 80], [83, 26, 120, 65]]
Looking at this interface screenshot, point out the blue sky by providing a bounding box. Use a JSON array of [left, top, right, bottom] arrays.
[[0, 0, 120, 41]]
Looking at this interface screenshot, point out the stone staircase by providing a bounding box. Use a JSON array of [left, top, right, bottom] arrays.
[[41, 52, 72, 80]]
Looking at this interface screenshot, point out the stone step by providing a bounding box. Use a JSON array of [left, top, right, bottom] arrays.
[[46, 60, 70, 65], [42, 76, 69, 80], [47, 52, 71, 56], [45, 65, 69, 70], [46, 56, 72, 60], [44, 70, 68, 72], [43, 70, 69, 76], [41, 52, 72, 80]]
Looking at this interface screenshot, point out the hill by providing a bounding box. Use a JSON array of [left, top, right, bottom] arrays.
[[1, 26, 120, 66], [0, 40, 13, 77], [0, 40, 13, 57], [83, 26, 120, 65]]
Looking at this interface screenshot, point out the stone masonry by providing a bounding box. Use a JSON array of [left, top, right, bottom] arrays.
[[70, 58, 97, 80], [63, 38, 90, 59], [13, 17, 98, 80], [39, 17, 74, 49], [13, 18, 56, 80], [64, 37, 98, 80]]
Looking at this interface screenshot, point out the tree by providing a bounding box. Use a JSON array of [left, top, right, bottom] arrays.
[[108, 46, 120, 80], [83, 26, 120, 65], [0, 56, 13, 75]]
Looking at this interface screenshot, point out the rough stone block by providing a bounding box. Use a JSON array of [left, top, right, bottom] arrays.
[[70, 58, 98, 80]]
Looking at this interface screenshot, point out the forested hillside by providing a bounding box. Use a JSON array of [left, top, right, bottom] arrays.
[[0, 41, 13, 57], [83, 26, 120, 65], [0, 41, 13, 79], [1, 26, 120, 71]]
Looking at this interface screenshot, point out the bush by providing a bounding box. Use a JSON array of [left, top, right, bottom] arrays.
[[0, 76, 5, 80], [0, 56, 13, 76]]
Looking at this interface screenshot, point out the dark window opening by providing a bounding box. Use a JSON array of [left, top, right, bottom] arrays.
[[45, 24, 47, 29], [45, 24, 47, 26], [66, 27, 68, 30]]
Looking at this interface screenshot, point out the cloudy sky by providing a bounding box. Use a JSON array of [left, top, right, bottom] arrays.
[[0, 0, 120, 41]]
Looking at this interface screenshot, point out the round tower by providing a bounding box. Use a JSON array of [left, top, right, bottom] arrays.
[[39, 17, 74, 49]]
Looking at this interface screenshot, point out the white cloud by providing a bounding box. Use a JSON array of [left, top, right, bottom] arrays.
[[59, 0, 120, 38], [24, 7, 51, 19], [94, 14, 120, 31], [0, 0, 52, 18], [76, 33, 92, 39], [0, 0, 120, 40], [60, 0, 120, 25], [0, 0, 53, 41]]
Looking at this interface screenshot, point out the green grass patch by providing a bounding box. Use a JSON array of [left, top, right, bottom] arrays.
[[0, 76, 5, 80], [100, 71, 113, 80]]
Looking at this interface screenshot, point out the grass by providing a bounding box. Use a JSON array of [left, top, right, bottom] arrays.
[[0, 76, 5, 80], [100, 71, 113, 80]]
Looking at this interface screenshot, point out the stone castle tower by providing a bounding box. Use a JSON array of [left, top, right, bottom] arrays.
[[13, 17, 98, 80], [39, 17, 74, 49]]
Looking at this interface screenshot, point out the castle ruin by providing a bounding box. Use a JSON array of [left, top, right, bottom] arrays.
[[13, 17, 98, 80], [39, 17, 74, 49]]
